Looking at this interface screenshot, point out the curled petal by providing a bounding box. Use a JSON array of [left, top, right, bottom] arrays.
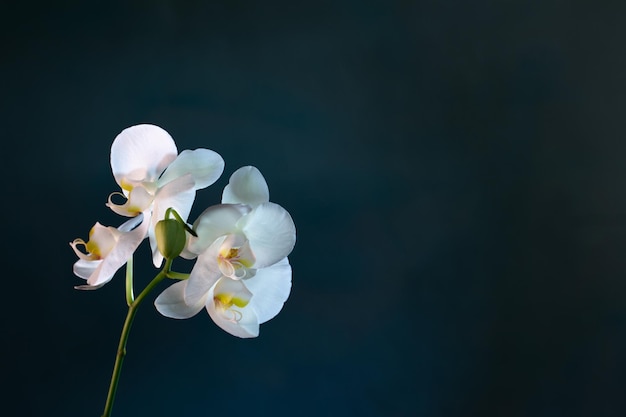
[[70, 239, 95, 261], [107, 186, 154, 217], [155, 280, 206, 319], [158, 149, 225, 190], [237, 202, 296, 269], [221, 166, 269, 208], [244, 257, 292, 324], [217, 258, 235, 278], [215, 234, 255, 280], [110, 124, 178, 186]]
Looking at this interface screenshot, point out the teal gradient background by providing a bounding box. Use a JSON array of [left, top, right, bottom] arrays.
[[2, 1, 626, 416]]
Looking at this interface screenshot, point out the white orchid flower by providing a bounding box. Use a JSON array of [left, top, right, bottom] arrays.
[[106, 124, 225, 267], [154, 258, 292, 337], [70, 213, 150, 289], [154, 166, 296, 337]]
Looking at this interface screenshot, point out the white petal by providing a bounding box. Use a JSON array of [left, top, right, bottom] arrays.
[[117, 214, 144, 232], [180, 245, 198, 260], [184, 238, 224, 306], [188, 204, 250, 255], [245, 257, 292, 324], [110, 124, 178, 186], [87, 223, 119, 257], [206, 282, 259, 338], [237, 202, 296, 268], [158, 149, 225, 190], [154, 280, 206, 319], [74, 283, 105, 290], [153, 174, 196, 222], [86, 211, 151, 287], [73, 259, 101, 280], [221, 166, 269, 208], [149, 174, 196, 267]]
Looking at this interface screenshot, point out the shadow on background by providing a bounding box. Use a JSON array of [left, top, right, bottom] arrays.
[[2, 1, 626, 416]]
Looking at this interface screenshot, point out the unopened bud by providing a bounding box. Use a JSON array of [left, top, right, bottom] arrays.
[[155, 218, 187, 259]]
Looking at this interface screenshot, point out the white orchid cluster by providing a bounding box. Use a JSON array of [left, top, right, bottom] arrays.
[[70, 124, 296, 338]]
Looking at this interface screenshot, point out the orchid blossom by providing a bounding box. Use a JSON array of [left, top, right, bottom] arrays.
[[107, 124, 225, 267], [155, 166, 296, 337], [70, 213, 149, 288]]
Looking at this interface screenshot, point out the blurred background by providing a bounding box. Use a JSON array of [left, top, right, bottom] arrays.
[[2, 1, 626, 416]]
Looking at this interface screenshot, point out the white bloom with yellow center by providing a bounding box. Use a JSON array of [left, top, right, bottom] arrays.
[[70, 214, 149, 288], [155, 166, 295, 337], [106, 124, 225, 267]]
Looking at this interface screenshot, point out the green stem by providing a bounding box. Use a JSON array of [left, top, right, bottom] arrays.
[[101, 259, 173, 417], [165, 270, 189, 280], [125, 256, 134, 306], [165, 207, 197, 236]]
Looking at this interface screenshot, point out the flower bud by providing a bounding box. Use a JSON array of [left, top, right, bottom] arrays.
[[155, 218, 187, 259]]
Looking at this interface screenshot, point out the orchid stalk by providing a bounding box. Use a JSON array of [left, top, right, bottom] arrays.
[[70, 124, 296, 416], [102, 259, 170, 417], [103, 207, 191, 417]]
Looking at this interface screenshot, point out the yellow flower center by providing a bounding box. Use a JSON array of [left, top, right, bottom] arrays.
[[214, 292, 250, 309], [217, 244, 254, 279]]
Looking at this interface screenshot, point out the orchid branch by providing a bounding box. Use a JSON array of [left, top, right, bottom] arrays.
[[101, 258, 172, 417], [125, 256, 134, 306]]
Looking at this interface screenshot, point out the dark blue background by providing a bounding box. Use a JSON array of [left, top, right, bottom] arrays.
[[2, 1, 626, 416]]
